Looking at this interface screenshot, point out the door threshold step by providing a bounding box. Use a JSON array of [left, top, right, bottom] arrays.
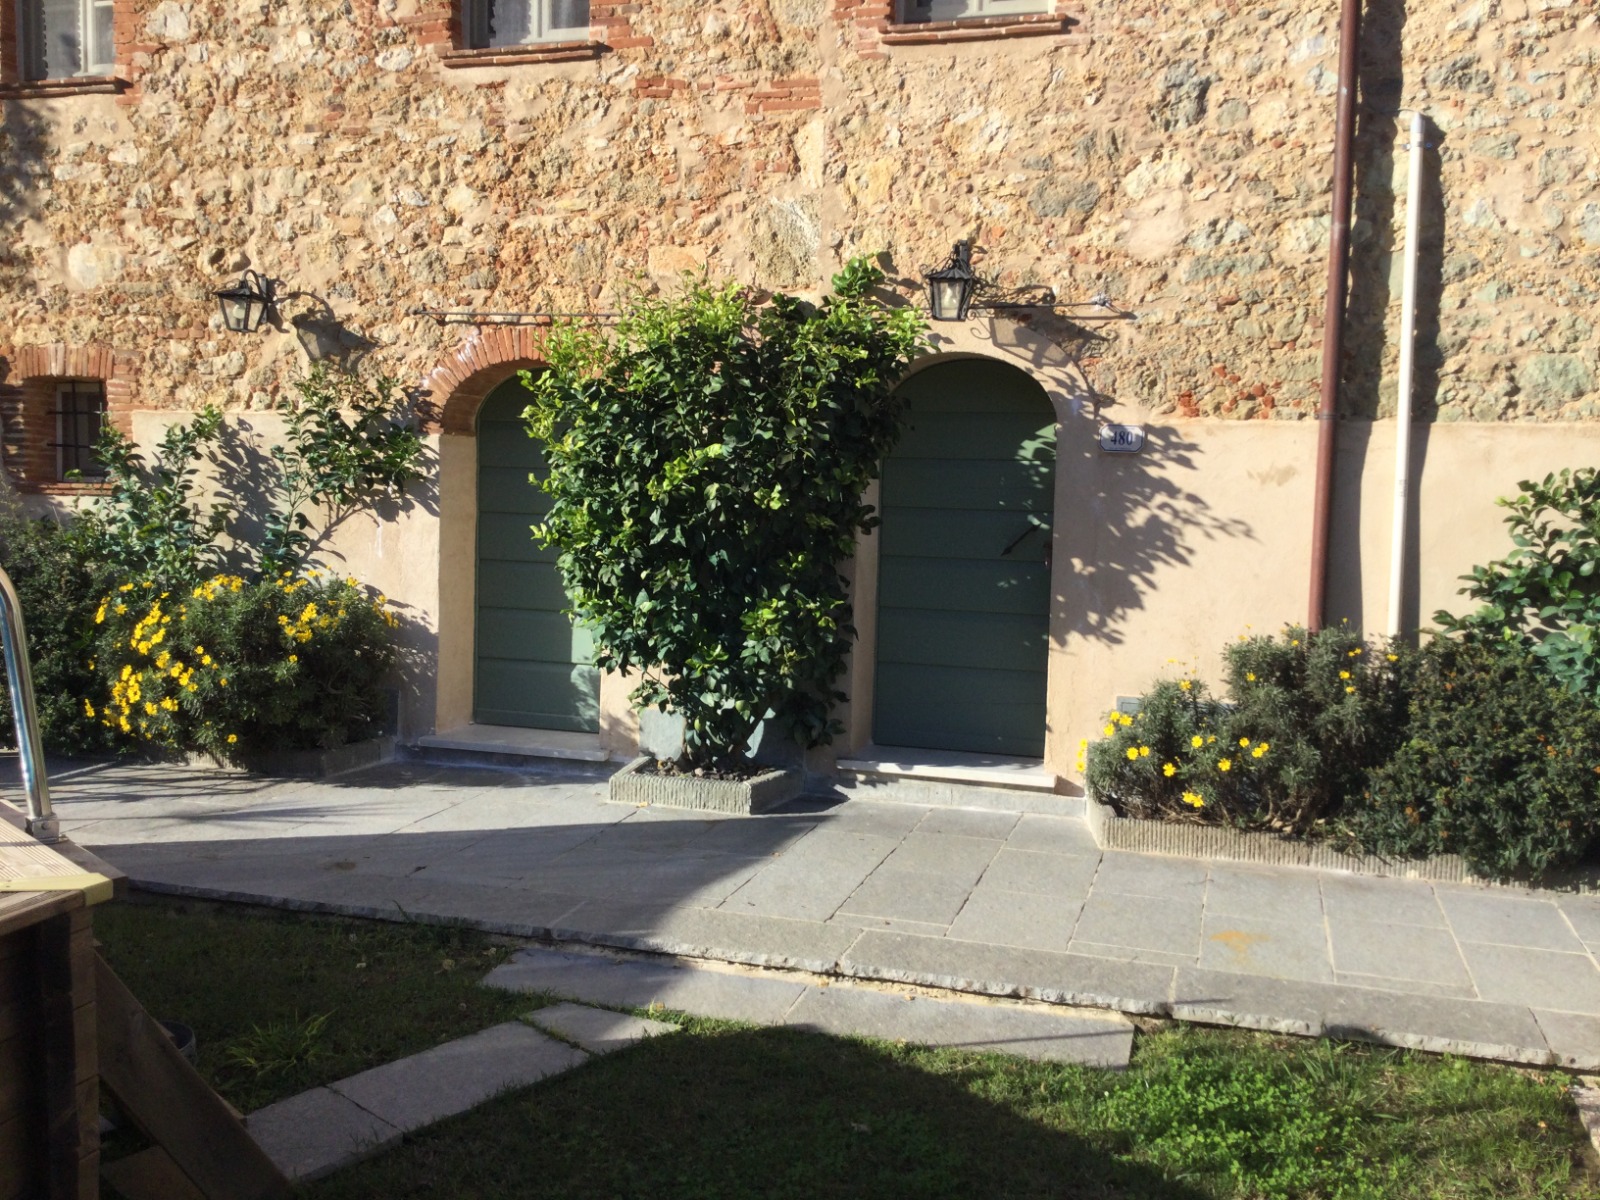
[[837, 746, 1057, 791], [416, 726, 612, 764]]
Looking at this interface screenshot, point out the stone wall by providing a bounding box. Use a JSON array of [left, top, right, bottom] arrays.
[[0, 0, 1595, 427]]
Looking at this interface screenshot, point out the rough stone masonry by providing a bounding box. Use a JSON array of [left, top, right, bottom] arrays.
[[0, 0, 1595, 431]]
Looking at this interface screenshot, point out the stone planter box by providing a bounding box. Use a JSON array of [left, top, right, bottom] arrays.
[[609, 756, 801, 815], [1085, 792, 1600, 892]]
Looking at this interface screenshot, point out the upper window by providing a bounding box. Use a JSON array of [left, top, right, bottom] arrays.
[[54, 380, 106, 480], [17, 0, 114, 80], [899, 0, 1051, 19], [462, 0, 590, 48]]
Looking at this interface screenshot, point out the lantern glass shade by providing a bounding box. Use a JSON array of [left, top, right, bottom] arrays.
[[213, 272, 273, 334], [929, 276, 971, 322], [924, 241, 978, 322]]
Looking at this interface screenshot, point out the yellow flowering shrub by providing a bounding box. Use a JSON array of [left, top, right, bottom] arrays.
[[1087, 625, 1417, 833], [89, 570, 399, 761]]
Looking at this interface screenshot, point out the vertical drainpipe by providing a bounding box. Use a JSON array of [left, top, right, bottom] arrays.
[[1306, 0, 1364, 632]]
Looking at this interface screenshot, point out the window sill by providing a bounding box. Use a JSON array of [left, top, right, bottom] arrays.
[[880, 13, 1074, 43], [0, 75, 127, 99], [439, 40, 605, 68], [11, 480, 113, 496]]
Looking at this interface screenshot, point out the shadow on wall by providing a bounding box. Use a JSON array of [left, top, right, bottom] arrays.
[[1056, 423, 1256, 649], [0, 103, 46, 237], [1345, 0, 1449, 422]]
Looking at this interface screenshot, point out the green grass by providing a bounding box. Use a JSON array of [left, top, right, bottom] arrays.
[[94, 895, 535, 1113], [94, 898, 1598, 1200]]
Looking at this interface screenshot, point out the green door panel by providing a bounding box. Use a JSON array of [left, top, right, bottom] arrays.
[[874, 359, 1055, 758], [475, 378, 599, 733]]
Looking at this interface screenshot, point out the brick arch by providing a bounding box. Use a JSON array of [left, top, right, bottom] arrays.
[[416, 326, 550, 435], [0, 341, 139, 493]]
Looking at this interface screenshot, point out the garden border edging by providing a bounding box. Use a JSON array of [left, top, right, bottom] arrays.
[[1083, 793, 1600, 893], [608, 755, 801, 815]]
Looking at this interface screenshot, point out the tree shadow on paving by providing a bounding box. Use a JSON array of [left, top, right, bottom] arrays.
[[306, 1023, 1211, 1200]]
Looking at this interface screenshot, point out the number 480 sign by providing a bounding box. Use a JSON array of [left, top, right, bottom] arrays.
[[1098, 424, 1145, 454]]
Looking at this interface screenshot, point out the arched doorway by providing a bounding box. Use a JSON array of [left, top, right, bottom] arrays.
[[873, 358, 1056, 758], [473, 376, 599, 732]]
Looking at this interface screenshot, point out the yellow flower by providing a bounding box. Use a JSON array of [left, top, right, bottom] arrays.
[[1346, 685, 1356, 694], [1162, 762, 1177, 777], [1179, 680, 1192, 691], [1078, 738, 1088, 749], [1182, 791, 1205, 808], [288, 654, 298, 663], [1339, 670, 1351, 680], [226, 734, 238, 744], [1137, 746, 1150, 758], [194, 645, 205, 655], [1252, 746, 1267, 759], [219, 678, 229, 687], [144, 702, 157, 716], [1257, 742, 1269, 753], [1190, 735, 1204, 748], [1291, 638, 1300, 647], [83, 699, 95, 718], [1239, 737, 1251, 748], [1387, 653, 1399, 662], [1217, 758, 1233, 772], [94, 605, 106, 625], [115, 603, 127, 615], [1125, 747, 1140, 761], [1104, 724, 1116, 738], [1246, 672, 1256, 682], [201, 655, 214, 667], [119, 583, 133, 593], [1207, 735, 1216, 744], [1349, 648, 1362, 657]]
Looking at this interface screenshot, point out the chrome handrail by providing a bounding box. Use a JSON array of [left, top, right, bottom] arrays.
[[0, 565, 59, 842]]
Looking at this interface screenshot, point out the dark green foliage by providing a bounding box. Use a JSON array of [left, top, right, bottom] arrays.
[[1087, 627, 1416, 834], [259, 364, 427, 575], [71, 406, 230, 590], [1345, 635, 1600, 880], [0, 495, 110, 752], [1437, 467, 1600, 700], [527, 260, 928, 767]]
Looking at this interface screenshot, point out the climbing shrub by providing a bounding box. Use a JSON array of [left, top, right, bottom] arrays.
[[1344, 634, 1600, 881], [89, 571, 398, 761], [526, 259, 928, 769]]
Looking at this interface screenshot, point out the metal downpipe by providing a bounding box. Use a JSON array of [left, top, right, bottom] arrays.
[[1307, 0, 1364, 632]]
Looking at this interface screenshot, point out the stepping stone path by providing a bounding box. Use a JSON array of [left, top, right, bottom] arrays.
[[482, 946, 1135, 1068], [244, 946, 1132, 1182]]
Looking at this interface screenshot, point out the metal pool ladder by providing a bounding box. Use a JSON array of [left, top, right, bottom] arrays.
[[0, 564, 59, 842]]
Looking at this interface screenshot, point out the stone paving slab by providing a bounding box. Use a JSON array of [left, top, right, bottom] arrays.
[[484, 947, 810, 1023], [526, 1001, 680, 1054], [329, 1021, 586, 1133], [785, 984, 1133, 1067], [839, 929, 1176, 1015], [244, 1085, 403, 1183]]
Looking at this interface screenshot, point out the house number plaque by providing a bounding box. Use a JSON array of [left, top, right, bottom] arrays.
[[1098, 424, 1145, 454]]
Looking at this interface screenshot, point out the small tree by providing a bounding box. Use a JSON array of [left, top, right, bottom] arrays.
[[526, 259, 928, 769]]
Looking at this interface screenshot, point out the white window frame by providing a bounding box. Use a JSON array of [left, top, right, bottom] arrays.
[[18, 0, 115, 80], [898, 0, 1051, 21], [461, 0, 591, 49]]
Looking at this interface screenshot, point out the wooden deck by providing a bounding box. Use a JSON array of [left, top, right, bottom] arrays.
[[1, 801, 123, 1200]]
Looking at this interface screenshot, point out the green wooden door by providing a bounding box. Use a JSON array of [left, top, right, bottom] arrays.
[[474, 378, 599, 732], [873, 359, 1055, 757]]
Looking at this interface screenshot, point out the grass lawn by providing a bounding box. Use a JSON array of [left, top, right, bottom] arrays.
[[96, 897, 1598, 1200]]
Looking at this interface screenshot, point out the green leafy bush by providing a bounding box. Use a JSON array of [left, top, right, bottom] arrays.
[[1344, 634, 1600, 880], [1438, 467, 1600, 700], [1086, 626, 1416, 834], [0, 497, 110, 753], [90, 571, 398, 760], [527, 259, 928, 768]]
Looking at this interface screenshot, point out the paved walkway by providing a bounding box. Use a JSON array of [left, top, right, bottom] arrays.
[[24, 757, 1600, 1068]]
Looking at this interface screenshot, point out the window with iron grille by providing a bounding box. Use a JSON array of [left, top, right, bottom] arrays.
[[461, 0, 589, 47], [17, 0, 115, 80], [898, 0, 1051, 20], [55, 381, 106, 480]]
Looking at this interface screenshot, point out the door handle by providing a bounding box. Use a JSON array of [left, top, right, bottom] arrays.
[[1000, 515, 1048, 557]]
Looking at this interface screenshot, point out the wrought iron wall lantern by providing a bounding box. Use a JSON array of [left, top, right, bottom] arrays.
[[921, 241, 1132, 323], [213, 270, 277, 334]]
